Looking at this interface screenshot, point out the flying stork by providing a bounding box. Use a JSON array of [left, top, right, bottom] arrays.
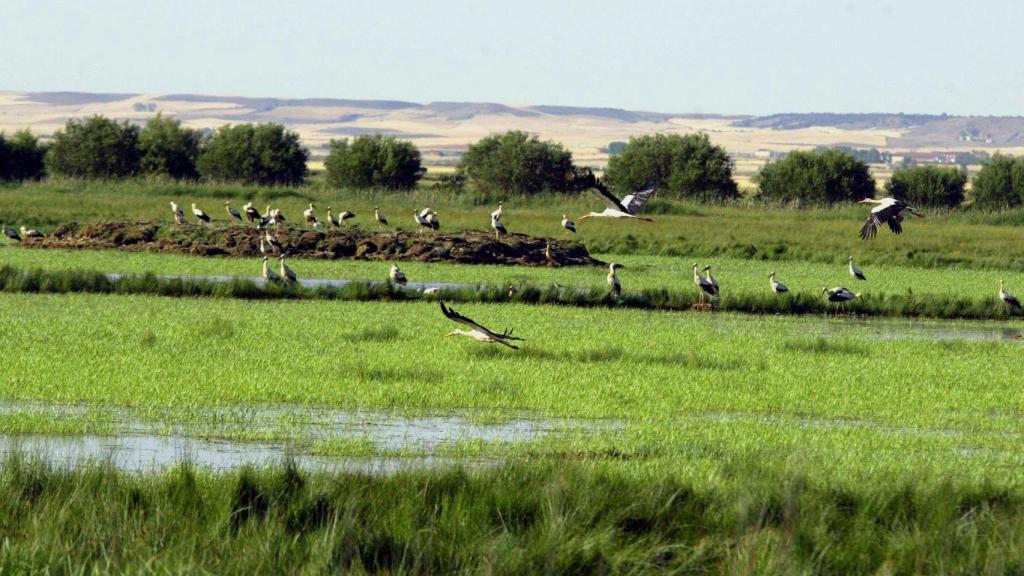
[[561, 214, 576, 234], [1000, 280, 1021, 309], [3, 226, 21, 241], [491, 213, 507, 239], [769, 271, 788, 294], [374, 207, 388, 227], [262, 256, 281, 283], [170, 201, 186, 225], [848, 256, 867, 281], [303, 203, 318, 228], [439, 301, 525, 349], [579, 186, 656, 222], [279, 254, 297, 284], [858, 197, 924, 240], [225, 201, 242, 222], [19, 226, 43, 239], [822, 287, 861, 315], [191, 203, 210, 224], [389, 264, 407, 286], [693, 263, 717, 307], [607, 263, 623, 299]]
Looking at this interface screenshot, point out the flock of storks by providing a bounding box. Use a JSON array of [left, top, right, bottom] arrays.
[[3, 188, 1020, 350]]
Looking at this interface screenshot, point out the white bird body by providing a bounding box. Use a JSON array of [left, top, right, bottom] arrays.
[[262, 256, 281, 283], [339, 210, 355, 222], [225, 202, 242, 222], [822, 286, 861, 314], [579, 187, 656, 222], [491, 202, 503, 221], [303, 203, 317, 227], [607, 263, 622, 298], [769, 271, 788, 294], [191, 203, 210, 224], [1000, 280, 1021, 309], [561, 215, 576, 233], [848, 257, 866, 281], [704, 266, 720, 297], [858, 197, 924, 240], [414, 209, 438, 230], [279, 255, 297, 283], [259, 238, 272, 256], [326, 208, 340, 228], [693, 263, 716, 306], [491, 213, 507, 238], [243, 202, 260, 223], [20, 226, 43, 239], [389, 264, 407, 286], [440, 301, 524, 349], [170, 201, 186, 225], [374, 207, 388, 226], [264, 230, 282, 252]]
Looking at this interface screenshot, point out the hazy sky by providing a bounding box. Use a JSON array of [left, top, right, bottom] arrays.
[[3, 0, 1023, 115]]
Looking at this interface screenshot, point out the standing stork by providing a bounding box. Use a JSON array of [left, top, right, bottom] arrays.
[[279, 254, 297, 284], [170, 201, 186, 225], [389, 264, 407, 286], [561, 214, 576, 234], [3, 225, 21, 241], [822, 287, 861, 315], [264, 229, 283, 253], [858, 197, 924, 240], [703, 266, 720, 298], [338, 209, 356, 223], [693, 264, 717, 307], [326, 207, 340, 229], [19, 226, 43, 239], [1000, 280, 1021, 309], [848, 256, 867, 281], [440, 301, 525, 349], [579, 186, 656, 222], [262, 256, 281, 283], [303, 203, 318, 228], [243, 202, 261, 224], [191, 203, 210, 224], [425, 210, 440, 230], [769, 271, 788, 294], [491, 213, 507, 239], [374, 206, 388, 227], [607, 263, 623, 299], [271, 207, 286, 225], [491, 201, 503, 221], [414, 209, 438, 231], [259, 237, 274, 256], [225, 201, 242, 222]]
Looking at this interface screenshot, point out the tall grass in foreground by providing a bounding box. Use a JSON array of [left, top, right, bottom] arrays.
[[1, 264, 1021, 321], [2, 456, 1024, 573]]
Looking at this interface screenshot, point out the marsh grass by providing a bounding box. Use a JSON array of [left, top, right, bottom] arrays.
[[3, 456, 1024, 573]]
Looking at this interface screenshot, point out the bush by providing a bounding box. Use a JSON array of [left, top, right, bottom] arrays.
[[971, 154, 1024, 209], [604, 133, 739, 202], [197, 123, 307, 186], [461, 131, 576, 195], [139, 114, 202, 180], [324, 135, 424, 190], [756, 148, 876, 205], [45, 116, 140, 178], [0, 130, 47, 181], [885, 166, 966, 208]]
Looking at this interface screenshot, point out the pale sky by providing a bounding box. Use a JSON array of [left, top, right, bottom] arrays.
[[2, 0, 1023, 116]]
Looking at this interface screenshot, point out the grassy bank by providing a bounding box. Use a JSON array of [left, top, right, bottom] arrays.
[[6, 179, 1024, 268], [3, 457, 1024, 574]]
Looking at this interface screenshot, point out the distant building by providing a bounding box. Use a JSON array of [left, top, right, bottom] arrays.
[[754, 149, 786, 159]]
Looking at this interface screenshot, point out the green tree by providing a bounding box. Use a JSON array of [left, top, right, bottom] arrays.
[[139, 114, 202, 179], [604, 133, 739, 202], [197, 123, 307, 185], [324, 135, 424, 189], [971, 154, 1024, 209], [885, 166, 966, 208], [5, 130, 47, 181], [755, 148, 876, 205], [460, 131, 576, 195], [45, 116, 141, 178]]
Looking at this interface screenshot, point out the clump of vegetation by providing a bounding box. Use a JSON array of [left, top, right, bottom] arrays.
[[886, 165, 966, 208], [604, 133, 739, 202], [45, 116, 141, 178], [972, 154, 1024, 209], [460, 130, 576, 195], [197, 123, 308, 186], [0, 129, 47, 181], [324, 135, 424, 190], [138, 113, 203, 180], [755, 147, 876, 205]]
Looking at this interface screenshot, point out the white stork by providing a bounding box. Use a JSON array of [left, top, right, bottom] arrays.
[[561, 214, 576, 234], [243, 202, 261, 224], [338, 209, 355, 223], [264, 229, 283, 252], [491, 201, 503, 221], [491, 213, 507, 239], [440, 301, 525, 349], [703, 265, 720, 297], [303, 203, 318, 228], [769, 271, 788, 294], [414, 209, 438, 231], [607, 263, 623, 299], [389, 264, 407, 286], [3, 225, 21, 241], [271, 207, 286, 225], [19, 226, 43, 239], [225, 201, 242, 222], [262, 256, 281, 283], [326, 207, 340, 229], [579, 186, 656, 222], [1000, 280, 1021, 309], [545, 241, 555, 264], [191, 203, 210, 224], [279, 254, 297, 284], [858, 197, 924, 240], [822, 287, 861, 315], [848, 256, 867, 281], [693, 263, 716, 307], [170, 201, 186, 225], [374, 207, 388, 227]]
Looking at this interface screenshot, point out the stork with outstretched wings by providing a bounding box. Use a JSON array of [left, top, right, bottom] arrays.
[[440, 301, 524, 349], [579, 184, 656, 222]]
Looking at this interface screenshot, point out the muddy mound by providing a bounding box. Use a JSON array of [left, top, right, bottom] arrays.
[[30, 221, 604, 266]]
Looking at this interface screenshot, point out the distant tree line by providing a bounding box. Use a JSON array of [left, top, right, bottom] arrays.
[[0, 130, 47, 181]]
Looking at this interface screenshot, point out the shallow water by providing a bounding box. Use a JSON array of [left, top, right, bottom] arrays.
[[105, 272, 475, 292], [822, 317, 1024, 342]]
